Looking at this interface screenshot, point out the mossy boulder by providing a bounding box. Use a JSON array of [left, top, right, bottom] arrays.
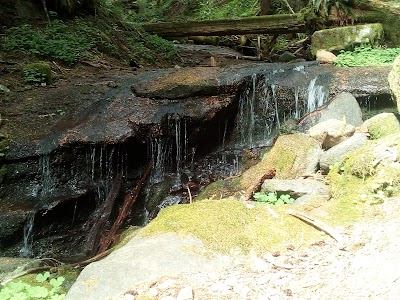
[[22, 63, 52, 85], [329, 133, 400, 209], [362, 112, 400, 139], [139, 199, 325, 254], [197, 133, 321, 200], [311, 23, 384, 56], [389, 55, 400, 112]]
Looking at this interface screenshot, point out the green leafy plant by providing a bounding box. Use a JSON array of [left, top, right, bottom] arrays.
[[196, 0, 259, 20], [0, 272, 66, 300], [22, 63, 52, 86], [334, 46, 400, 67], [253, 191, 295, 205]]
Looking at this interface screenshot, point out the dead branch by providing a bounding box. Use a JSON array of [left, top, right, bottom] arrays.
[[85, 173, 122, 256], [243, 168, 276, 201], [286, 209, 346, 249], [97, 164, 152, 254]]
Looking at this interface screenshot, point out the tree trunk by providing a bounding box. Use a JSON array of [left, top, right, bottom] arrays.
[[141, 14, 306, 37], [259, 0, 271, 15]]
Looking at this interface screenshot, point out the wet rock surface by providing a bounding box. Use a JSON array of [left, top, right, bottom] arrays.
[[0, 59, 394, 257]]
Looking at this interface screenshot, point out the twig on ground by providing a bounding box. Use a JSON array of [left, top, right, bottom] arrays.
[[287, 209, 346, 249]]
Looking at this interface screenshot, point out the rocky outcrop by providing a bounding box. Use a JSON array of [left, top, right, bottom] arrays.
[[311, 23, 384, 55], [389, 55, 400, 111]]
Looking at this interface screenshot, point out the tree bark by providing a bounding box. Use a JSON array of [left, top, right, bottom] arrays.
[[259, 0, 271, 15]]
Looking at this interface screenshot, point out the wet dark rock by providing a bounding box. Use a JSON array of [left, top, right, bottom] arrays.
[[0, 61, 393, 258]]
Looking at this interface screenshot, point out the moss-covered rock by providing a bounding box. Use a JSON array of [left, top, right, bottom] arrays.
[[22, 63, 52, 85], [362, 112, 400, 139], [195, 133, 321, 200], [329, 133, 400, 210], [139, 199, 325, 254], [311, 23, 384, 55], [389, 55, 400, 112]]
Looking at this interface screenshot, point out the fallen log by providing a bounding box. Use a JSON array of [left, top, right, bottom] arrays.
[[141, 14, 306, 37]]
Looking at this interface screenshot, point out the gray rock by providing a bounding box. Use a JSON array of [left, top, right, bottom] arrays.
[[389, 55, 400, 112], [308, 119, 355, 149], [311, 23, 384, 55], [278, 51, 297, 63], [319, 132, 369, 173], [298, 92, 363, 132], [261, 179, 329, 199], [65, 233, 233, 300]]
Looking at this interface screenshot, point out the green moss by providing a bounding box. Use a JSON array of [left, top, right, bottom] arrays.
[[343, 144, 376, 179], [140, 199, 329, 254], [364, 113, 400, 139], [22, 63, 52, 85], [195, 180, 234, 201]]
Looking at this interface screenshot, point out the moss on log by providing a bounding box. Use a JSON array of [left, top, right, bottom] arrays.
[[141, 14, 306, 37]]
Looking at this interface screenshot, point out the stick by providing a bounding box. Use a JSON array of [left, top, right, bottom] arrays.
[[286, 209, 346, 249], [186, 185, 192, 204], [97, 164, 152, 254]]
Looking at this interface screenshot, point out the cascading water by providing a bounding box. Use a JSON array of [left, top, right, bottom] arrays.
[[306, 76, 328, 112], [19, 213, 35, 257]]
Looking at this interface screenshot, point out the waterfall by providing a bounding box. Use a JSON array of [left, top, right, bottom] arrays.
[[20, 213, 35, 257], [238, 74, 257, 147], [149, 137, 171, 183], [40, 155, 54, 198], [294, 86, 300, 119], [306, 76, 328, 112]]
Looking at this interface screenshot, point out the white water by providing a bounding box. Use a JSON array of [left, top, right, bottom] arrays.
[[20, 213, 35, 257], [306, 77, 328, 112]]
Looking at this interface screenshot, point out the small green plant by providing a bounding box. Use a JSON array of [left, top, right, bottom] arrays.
[[22, 63, 52, 86], [0, 272, 66, 300], [357, 179, 394, 205], [253, 191, 295, 205], [335, 46, 400, 67]]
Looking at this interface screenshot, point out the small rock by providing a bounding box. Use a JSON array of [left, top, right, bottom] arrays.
[[158, 279, 177, 289], [278, 51, 297, 62], [316, 49, 337, 63], [177, 286, 193, 300], [308, 119, 355, 149], [0, 83, 10, 93]]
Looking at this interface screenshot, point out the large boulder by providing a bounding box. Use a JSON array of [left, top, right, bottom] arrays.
[[362, 112, 400, 139], [389, 55, 400, 112], [298, 92, 363, 132], [311, 23, 384, 55]]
